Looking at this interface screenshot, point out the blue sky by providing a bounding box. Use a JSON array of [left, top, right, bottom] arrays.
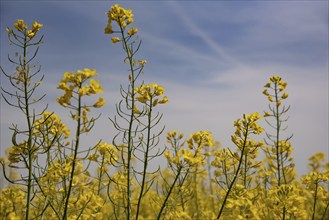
[[1, 1, 328, 177]]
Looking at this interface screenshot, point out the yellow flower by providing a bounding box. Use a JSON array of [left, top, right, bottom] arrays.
[[31, 21, 43, 32], [158, 96, 168, 104], [264, 82, 271, 88], [127, 27, 138, 36], [88, 154, 99, 162], [281, 92, 288, 99], [152, 98, 159, 107], [105, 4, 135, 33], [133, 105, 141, 114], [262, 89, 269, 96], [13, 19, 27, 31], [90, 79, 104, 94], [127, 17, 134, 25], [264, 111, 271, 117], [27, 30, 36, 38], [111, 37, 120, 43], [104, 20, 113, 34], [93, 97, 106, 108], [134, 84, 168, 105], [279, 85, 285, 92], [139, 60, 147, 66], [78, 85, 91, 96], [270, 75, 281, 83]]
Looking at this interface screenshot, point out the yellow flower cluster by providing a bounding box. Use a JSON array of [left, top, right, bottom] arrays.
[[231, 112, 263, 149], [56, 68, 104, 108], [33, 112, 70, 139], [263, 75, 288, 106], [164, 148, 207, 167], [40, 159, 74, 184], [211, 149, 239, 177], [164, 150, 182, 166], [265, 184, 308, 218], [186, 130, 214, 150], [13, 19, 28, 31], [164, 130, 213, 167], [166, 130, 184, 143], [105, 4, 136, 35], [0, 185, 26, 219], [7, 142, 28, 166], [302, 171, 329, 185], [7, 19, 43, 39], [68, 190, 105, 219], [134, 83, 168, 106], [308, 152, 327, 172], [224, 184, 258, 219]]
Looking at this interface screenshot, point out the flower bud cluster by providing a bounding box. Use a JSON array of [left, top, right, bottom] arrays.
[[134, 83, 168, 106], [231, 112, 264, 149], [186, 131, 214, 150], [263, 75, 288, 107], [7, 19, 43, 39], [164, 130, 213, 167], [105, 4, 138, 41], [33, 112, 70, 139], [56, 68, 104, 108]]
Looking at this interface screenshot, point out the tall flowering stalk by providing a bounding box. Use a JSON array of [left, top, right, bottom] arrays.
[[105, 5, 140, 218], [302, 153, 329, 220], [56, 68, 105, 219], [262, 76, 295, 186], [105, 4, 168, 219], [1, 19, 43, 220], [215, 112, 264, 219], [134, 84, 168, 220], [158, 130, 213, 219]]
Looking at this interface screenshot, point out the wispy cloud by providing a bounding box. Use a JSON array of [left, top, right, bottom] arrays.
[[166, 1, 244, 68]]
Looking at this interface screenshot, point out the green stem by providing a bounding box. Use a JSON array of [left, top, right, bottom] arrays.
[[194, 172, 200, 220], [244, 153, 247, 188], [312, 181, 318, 220], [62, 94, 82, 220], [23, 34, 33, 220], [157, 166, 182, 220], [274, 83, 281, 186], [216, 126, 249, 219], [119, 23, 136, 220], [135, 99, 153, 220], [321, 201, 329, 220], [98, 155, 105, 195], [207, 155, 215, 213]]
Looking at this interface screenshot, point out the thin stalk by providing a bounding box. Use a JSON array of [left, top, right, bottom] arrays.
[[274, 83, 281, 186], [216, 126, 249, 219], [244, 153, 247, 188], [98, 155, 106, 195], [321, 201, 329, 220], [62, 94, 82, 220], [120, 23, 136, 220], [135, 99, 153, 220], [194, 172, 200, 220], [156, 166, 182, 220], [207, 155, 215, 213], [23, 33, 33, 220], [312, 181, 319, 220]]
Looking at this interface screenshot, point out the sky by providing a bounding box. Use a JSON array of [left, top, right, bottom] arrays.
[[0, 1, 328, 182]]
